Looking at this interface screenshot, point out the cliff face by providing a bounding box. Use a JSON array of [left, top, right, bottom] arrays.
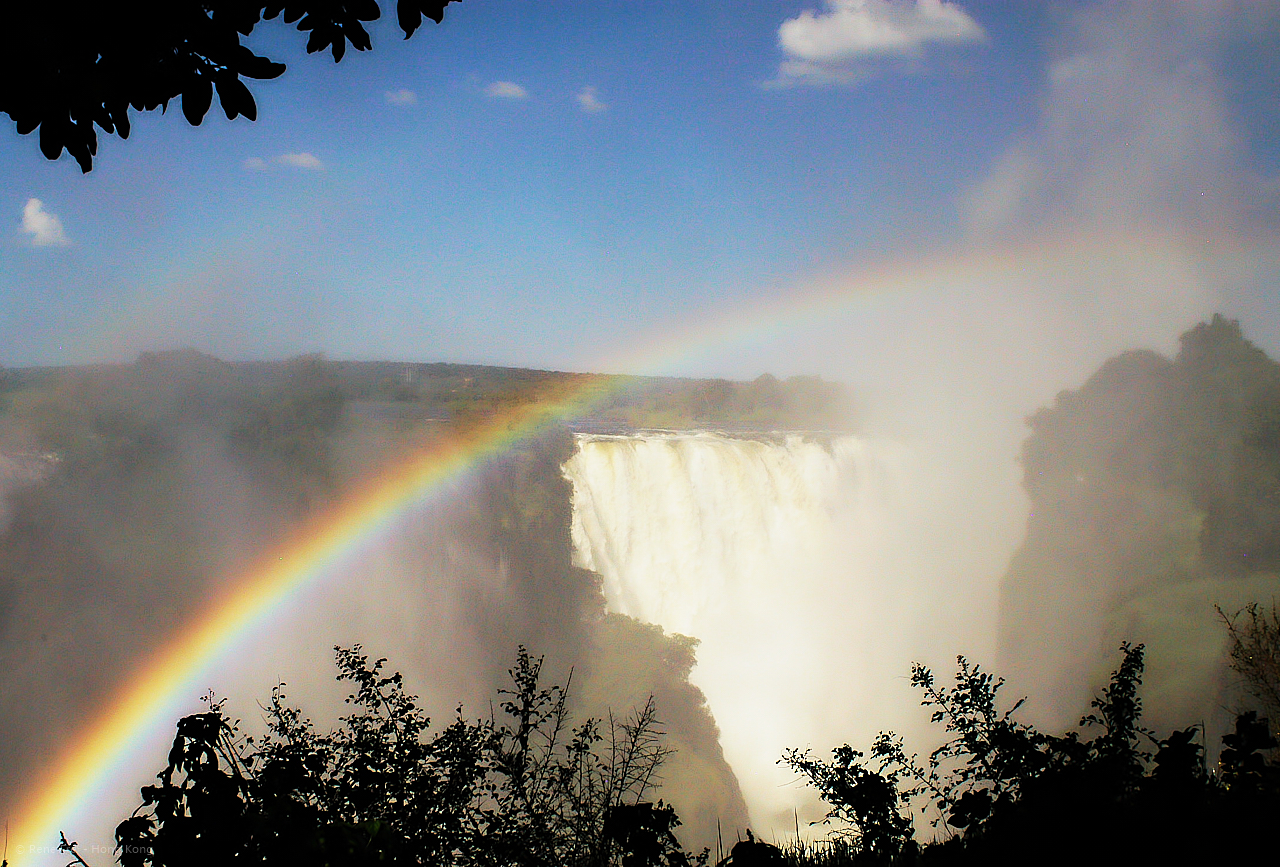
[[465, 430, 751, 849], [998, 315, 1280, 734]]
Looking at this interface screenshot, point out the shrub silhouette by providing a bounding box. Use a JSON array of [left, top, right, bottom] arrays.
[[785, 643, 1280, 865], [112, 645, 704, 866], [63, 640, 1280, 866], [1219, 600, 1280, 724]]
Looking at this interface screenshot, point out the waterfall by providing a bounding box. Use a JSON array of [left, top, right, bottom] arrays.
[[563, 431, 913, 833]]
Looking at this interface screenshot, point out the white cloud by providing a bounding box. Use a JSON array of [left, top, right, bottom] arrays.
[[385, 88, 417, 106], [485, 80, 528, 100], [275, 153, 325, 170], [775, 0, 984, 86], [575, 85, 607, 113], [244, 153, 326, 172], [19, 198, 69, 246]]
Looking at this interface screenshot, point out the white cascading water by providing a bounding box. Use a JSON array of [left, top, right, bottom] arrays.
[[564, 431, 914, 834]]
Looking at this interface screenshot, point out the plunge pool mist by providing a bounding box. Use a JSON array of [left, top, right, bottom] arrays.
[[563, 431, 928, 833]]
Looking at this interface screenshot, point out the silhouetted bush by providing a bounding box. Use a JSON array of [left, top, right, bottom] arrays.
[[786, 643, 1280, 865], [1219, 600, 1280, 723], [111, 646, 704, 867]]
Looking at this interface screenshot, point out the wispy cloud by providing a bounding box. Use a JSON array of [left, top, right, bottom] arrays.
[[774, 0, 985, 87], [485, 80, 529, 100], [244, 153, 325, 171], [276, 153, 325, 170], [19, 198, 69, 246], [385, 88, 417, 106], [575, 85, 607, 113]]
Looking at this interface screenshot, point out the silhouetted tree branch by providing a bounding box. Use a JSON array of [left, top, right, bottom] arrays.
[[1219, 601, 1280, 723], [2, 2, 458, 172], [57, 832, 91, 867]]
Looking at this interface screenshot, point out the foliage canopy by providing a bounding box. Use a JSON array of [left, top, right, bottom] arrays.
[[3, 2, 457, 171], [1219, 600, 1280, 723]]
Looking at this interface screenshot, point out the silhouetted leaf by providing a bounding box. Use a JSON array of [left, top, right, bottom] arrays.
[[237, 49, 286, 80], [181, 76, 213, 125], [347, 21, 372, 52], [215, 74, 256, 120], [4, 2, 455, 170]]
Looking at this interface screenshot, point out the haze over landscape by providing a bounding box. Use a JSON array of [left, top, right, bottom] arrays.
[[4, 2, 1280, 865]]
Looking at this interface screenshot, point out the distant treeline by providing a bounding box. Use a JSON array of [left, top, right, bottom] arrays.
[[331, 359, 854, 431], [1, 352, 855, 434], [589, 373, 854, 432]]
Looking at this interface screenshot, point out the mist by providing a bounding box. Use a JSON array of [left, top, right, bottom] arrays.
[[648, 0, 1280, 832]]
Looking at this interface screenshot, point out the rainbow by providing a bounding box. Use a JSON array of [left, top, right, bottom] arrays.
[[7, 228, 1266, 862], [4, 375, 618, 864]]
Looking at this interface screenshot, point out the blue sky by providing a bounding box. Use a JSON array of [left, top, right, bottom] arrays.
[[3, 1, 1279, 398]]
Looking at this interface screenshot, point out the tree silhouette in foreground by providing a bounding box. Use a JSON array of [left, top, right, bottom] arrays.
[[785, 643, 1280, 865], [3, 1, 458, 172], [76, 640, 1280, 865], [110, 645, 701, 867]]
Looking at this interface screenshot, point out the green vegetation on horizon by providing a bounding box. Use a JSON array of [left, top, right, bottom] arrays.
[[2, 351, 856, 435]]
